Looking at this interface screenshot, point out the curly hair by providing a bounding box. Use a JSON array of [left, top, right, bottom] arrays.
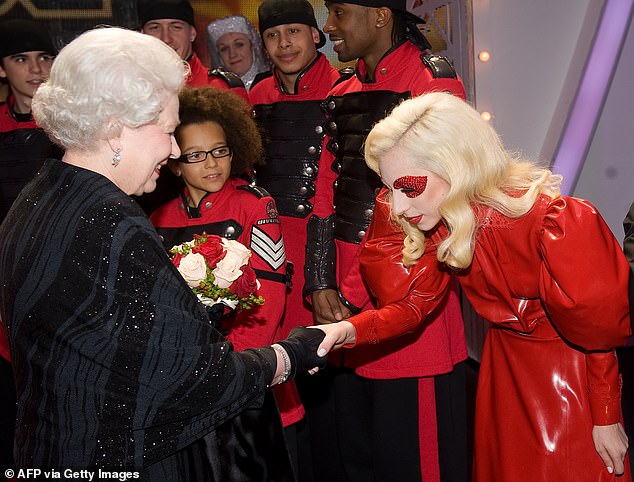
[[364, 92, 562, 270], [176, 86, 263, 176], [32, 27, 186, 151]]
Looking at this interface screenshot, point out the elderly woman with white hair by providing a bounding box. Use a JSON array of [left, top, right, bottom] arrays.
[[0, 26, 325, 480], [207, 15, 270, 90]]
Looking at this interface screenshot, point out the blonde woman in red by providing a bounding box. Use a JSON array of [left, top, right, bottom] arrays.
[[317, 92, 631, 481]]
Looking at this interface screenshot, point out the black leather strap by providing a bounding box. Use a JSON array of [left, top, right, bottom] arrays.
[[254, 261, 293, 288], [303, 214, 337, 296], [338, 289, 361, 315], [208, 67, 245, 88]]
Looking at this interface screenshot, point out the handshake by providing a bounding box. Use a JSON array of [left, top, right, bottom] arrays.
[[270, 322, 357, 384]]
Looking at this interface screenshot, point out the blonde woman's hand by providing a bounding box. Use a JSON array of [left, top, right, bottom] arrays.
[[592, 422, 629, 475], [310, 321, 356, 357]]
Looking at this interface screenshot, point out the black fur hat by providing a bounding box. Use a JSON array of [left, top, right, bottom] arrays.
[[0, 19, 56, 59]]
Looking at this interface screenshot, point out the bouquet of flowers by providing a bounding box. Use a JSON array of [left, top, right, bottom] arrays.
[[170, 233, 265, 311]]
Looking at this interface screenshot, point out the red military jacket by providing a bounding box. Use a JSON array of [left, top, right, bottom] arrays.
[[249, 52, 342, 331], [313, 40, 466, 221], [249, 53, 342, 426], [150, 177, 287, 351], [0, 95, 37, 132], [349, 189, 632, 481], [314, 40, 467, 377], [249, 52, 341, 104]]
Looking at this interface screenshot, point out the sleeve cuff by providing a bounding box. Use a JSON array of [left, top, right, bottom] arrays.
[[589, 374, 623, 425], [348, 310, 379, 346]]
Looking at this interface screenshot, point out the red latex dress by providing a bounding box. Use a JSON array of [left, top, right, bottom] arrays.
[[348, 190, 632, 482]]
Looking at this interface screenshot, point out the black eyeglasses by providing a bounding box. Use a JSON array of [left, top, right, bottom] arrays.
[[178, 146, 232, 164]]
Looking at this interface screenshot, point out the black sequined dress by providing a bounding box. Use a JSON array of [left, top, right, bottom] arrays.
[[0, 159, 291, 480]]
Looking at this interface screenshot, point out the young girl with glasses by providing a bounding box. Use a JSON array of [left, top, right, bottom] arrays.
[[149, 86, 298, 480], [150, 86, 289, 350]]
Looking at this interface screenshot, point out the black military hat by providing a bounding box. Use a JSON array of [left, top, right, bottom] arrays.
[[258, 0, 327, 49], [329, 0, 404, 8], [327, 0, 424, 23], [0, 18, 56, 59], [138, 0, 195, 28]]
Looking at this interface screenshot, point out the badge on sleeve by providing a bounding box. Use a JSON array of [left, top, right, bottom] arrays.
[[256, 201, 281, 225], [251, 225, 285, 270]]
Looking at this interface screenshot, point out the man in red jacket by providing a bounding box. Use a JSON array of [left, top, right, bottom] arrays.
[[249, 1, 345, 477], [303, 1, 470, 480], [137, 0, 247, 97]]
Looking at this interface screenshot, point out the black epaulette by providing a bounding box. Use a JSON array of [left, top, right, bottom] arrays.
[[208, 67, 245, 89], [251, 71, 273, 90], [332, 66, 355, 87], [420, 55, 458, 79], [237, 183, 271, 199]]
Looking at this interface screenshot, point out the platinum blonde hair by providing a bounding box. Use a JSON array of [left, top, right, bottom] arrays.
[[364, 92, 562, 270], [32, 27, 187, 151]]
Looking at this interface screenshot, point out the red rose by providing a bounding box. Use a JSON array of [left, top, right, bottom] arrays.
[[193, 236, 226, 267], [233, 266, 258, 298], [171, 252, 185, 268], [194, 233, 221, 244]]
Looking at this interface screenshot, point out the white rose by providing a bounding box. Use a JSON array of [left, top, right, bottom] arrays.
[[212, 240, 252, 289], [222, 239, 251, 266], [212, 258, 243, 288], [177, 253, 207, 288]]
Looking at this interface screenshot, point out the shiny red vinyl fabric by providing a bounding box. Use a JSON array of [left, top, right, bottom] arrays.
[[350, 190, 632, 481]]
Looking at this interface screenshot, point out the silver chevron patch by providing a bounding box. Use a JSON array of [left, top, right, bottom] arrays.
[[251, 226, 286, 270]]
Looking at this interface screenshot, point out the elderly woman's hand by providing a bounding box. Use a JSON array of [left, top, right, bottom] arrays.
[[272, 327, 327, 384]]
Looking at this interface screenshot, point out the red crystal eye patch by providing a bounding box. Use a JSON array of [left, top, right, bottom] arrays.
[[393, 176, 428, 198]]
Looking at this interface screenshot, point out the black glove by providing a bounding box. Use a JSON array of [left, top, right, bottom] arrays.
[[276, 327, 327, 379], [205, 303, 230, 336]]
